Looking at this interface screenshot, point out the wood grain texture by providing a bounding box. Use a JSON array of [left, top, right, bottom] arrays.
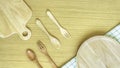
[[0, 0, 32, 40], [76, 36, 120, 68], [0, 0, 120, 68]]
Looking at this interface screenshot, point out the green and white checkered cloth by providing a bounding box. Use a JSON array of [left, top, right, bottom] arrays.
[[62, 24, 120, 68]]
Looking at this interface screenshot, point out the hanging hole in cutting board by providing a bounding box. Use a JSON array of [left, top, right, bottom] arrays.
[[19, 29, 31, 40], [22, 31, 28, 37]]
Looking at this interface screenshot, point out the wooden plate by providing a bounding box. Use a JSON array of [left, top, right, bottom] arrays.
[[76, 36, 120, 68], [0, 0, 32, 40]]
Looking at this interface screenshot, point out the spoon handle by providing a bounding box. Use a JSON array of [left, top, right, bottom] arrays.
[[36, 18, 51, 37], [35, 60, 43, 68]]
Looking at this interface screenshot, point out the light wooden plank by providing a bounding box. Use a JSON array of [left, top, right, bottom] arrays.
[[0, 0, 120, 68]]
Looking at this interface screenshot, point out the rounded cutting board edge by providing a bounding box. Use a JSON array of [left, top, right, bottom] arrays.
[[76, 36, 120, 68], [0, 0, 32, 40]]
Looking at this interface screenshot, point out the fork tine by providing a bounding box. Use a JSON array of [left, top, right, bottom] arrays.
[[37, 40, 42, 46], [37, 40, 43, 49], [37, 40, 46, 49]]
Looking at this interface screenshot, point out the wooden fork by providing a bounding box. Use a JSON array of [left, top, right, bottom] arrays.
[[46, 9, 71, 39], [37, 40, 58, 68]]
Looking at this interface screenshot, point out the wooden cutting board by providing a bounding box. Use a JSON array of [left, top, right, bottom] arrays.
[[76, 36, 120, 68], [0, 0, 32, 40]]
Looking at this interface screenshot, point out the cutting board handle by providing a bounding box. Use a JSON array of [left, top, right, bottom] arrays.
[[18, 27, 31, 40]]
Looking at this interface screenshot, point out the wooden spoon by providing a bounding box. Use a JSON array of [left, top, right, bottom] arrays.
[[26, 49, 43, 68], [36, 18, 61, 49]]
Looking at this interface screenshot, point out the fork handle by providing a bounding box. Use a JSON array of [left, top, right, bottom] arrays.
[[45, 54, 58, 68], [46, 9, 61, 29]]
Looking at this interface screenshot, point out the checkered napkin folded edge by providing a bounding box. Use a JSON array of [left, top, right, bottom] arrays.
[[62, 24, 120, 68]]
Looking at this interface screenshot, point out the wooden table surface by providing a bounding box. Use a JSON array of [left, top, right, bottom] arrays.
[[0, 0, 120, 68]]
